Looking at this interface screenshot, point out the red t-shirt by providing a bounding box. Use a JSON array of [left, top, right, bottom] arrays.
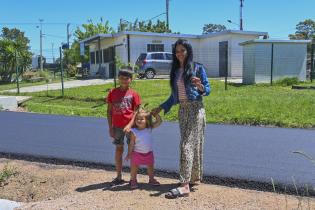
[[107, 87, 141, 128]]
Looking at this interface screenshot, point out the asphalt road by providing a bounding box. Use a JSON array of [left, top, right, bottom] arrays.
[[0, 111, 314, 187]]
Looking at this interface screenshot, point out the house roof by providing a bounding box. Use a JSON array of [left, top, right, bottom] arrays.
[[80, 30, 268, 45], [240, 39, 311, 45]]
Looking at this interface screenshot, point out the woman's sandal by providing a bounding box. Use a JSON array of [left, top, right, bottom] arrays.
[[165, 188, 189, 199]]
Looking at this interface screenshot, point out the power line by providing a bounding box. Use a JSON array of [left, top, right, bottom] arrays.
[[0, 22, 74, 25], [44, 34, 66, 38]]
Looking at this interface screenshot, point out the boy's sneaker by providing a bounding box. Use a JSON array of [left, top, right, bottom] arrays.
[[110, 177, 125, 186], [148, 178, 160, 186], [129, 179, 138, 189]]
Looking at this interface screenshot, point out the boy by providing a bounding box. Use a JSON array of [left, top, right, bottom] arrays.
[[106, 69, 141, 185]]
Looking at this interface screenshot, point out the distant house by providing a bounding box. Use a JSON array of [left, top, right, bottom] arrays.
[[31, 55, 46, 70], [240, 40, 310, 84], [80, 30, 268, 78]]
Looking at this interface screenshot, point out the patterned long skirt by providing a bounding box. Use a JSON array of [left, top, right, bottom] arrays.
[[178, 100, 206, 183]]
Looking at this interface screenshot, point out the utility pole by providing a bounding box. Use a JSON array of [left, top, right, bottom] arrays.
[[51, 43, 55, 63], [240, 0, 244, 31], [59, 46, 64, 97], [119, 18, 122, 32], [67, 23, 70, 48], [166, 0, 169, 31], [39, 19, 44, 71]]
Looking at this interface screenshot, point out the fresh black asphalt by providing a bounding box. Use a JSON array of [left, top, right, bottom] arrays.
[[0, 111, 314, 188]]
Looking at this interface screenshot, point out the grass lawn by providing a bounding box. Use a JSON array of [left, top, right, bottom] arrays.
[[0, 79, 71, 92], [5, 79, 315, 128]]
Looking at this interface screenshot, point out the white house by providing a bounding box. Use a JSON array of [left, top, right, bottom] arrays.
[[240, 40, 310, 84], [80, 30, 268, 78]]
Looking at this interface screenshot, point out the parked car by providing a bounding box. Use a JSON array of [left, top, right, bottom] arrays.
[[135, 52, 173, 79]]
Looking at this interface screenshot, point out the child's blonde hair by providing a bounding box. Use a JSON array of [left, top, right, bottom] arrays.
[[134, 108, 153, 129]]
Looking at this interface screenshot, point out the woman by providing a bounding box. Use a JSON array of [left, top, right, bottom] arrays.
[[152, 39, 211, 199]]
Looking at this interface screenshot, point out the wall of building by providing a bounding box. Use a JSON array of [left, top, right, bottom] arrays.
[[242, 44, 256, 84], [229, 34, 262, 77], [86, 32, 266, 78], [242, 42, 307, 84]]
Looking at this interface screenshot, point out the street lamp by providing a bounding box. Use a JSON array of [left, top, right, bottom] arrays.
[[227, 19, 240, 28]]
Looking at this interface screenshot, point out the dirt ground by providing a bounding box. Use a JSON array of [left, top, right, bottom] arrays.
[[0, 158, 314, 210]]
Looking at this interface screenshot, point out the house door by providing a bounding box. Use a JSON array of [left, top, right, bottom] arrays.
[[219, 41, 228, 77]]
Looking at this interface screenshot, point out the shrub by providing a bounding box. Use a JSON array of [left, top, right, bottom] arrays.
[[0, 164, 17, 185], [22, 71, 37, 80], [275, 77, 299, 86], [66, 64, 78, 77]]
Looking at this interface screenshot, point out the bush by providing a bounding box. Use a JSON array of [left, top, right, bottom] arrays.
[[22, 71, 37, 80], [0, 164, 17, 185], [22, 70, 50, 82], [66, 64, 78, 77], [275, 77, 299, 86]]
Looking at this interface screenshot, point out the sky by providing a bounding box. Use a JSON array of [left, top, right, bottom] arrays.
[[1, 0, 314, 62]]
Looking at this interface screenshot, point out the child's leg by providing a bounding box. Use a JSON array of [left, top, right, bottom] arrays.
[[130, 163, 138, 181], [147, 164, 160, 185], [147, 164, 155, 180], [115, 145, 124, 179]]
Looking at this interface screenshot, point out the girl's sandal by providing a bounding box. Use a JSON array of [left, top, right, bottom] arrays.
[[165, 188, 189, 199], [149, 178, 160, 186], [129, 180, 138, 190]]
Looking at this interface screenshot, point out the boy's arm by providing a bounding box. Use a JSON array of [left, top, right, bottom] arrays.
[[125, 132, 136, 161], [151, 113, 162, 129], [123, 105, 140, 133], [107, 103, 114, 138]]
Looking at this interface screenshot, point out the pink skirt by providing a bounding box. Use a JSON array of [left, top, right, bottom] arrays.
[[131, 151, 154, 166]]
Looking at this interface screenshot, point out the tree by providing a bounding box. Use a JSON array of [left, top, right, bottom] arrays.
[[289, 19, 315, 40], [74, 19, 115, 41], [0, 27, 32, 82], [118, 19, 172, 33], [202, 24, 227, 34], [64, 18, 115, 68]]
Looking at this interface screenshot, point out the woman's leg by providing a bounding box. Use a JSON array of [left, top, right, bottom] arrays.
[[191, 107, 206, 183], [178, 103, 197, 192]]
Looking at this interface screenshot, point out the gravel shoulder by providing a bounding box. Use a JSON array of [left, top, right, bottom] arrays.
[[0, 158, 314, 210]]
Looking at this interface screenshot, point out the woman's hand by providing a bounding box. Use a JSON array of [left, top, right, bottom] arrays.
[[151, 107, 162, 116], [191, 77, 204, 92], [124, 154, 131, 162]]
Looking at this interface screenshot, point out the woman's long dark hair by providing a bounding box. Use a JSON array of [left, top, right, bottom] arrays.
[[170, 39, 194, 92]]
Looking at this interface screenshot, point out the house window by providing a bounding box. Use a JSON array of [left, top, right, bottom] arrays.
[[90, 51, 95, 64], [147, 44, 164, 52], [103, 47, 114, 63]]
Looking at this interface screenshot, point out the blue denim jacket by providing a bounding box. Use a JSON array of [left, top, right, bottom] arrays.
[[160, 62, 211, 114]]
